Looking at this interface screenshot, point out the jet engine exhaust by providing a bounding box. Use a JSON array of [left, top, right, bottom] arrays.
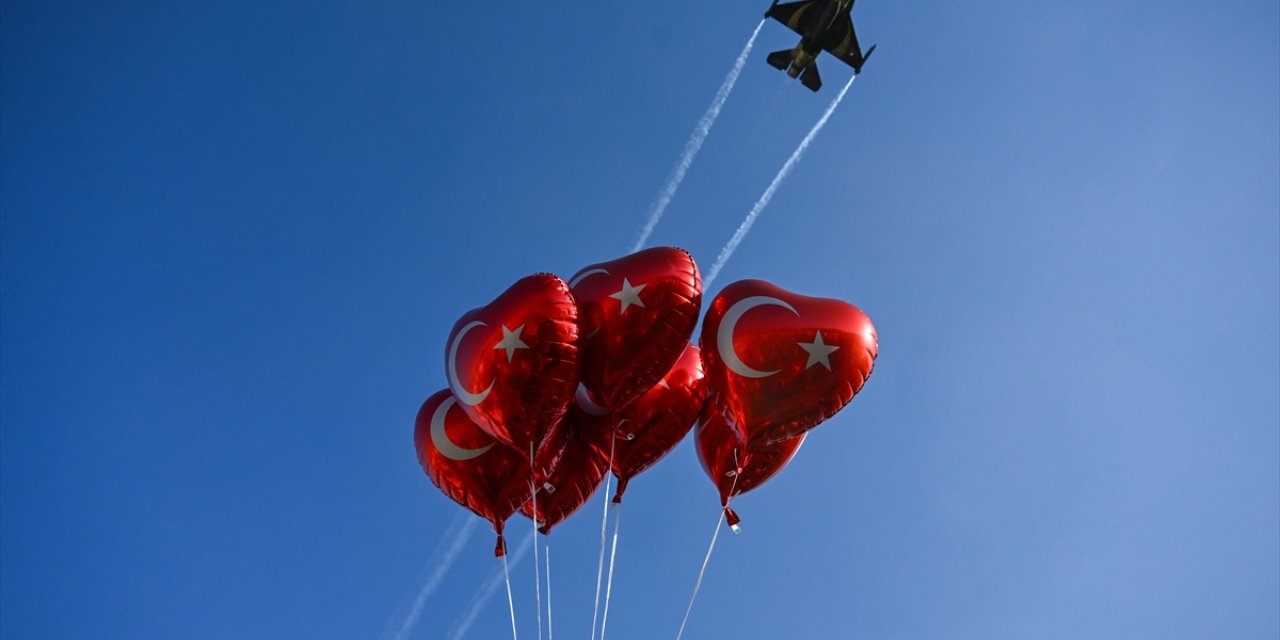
[[631, 20, 767, 252], [705, 73, 858, 289]]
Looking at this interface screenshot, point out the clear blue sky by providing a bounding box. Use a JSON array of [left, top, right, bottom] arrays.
[[2, 1, 1277, 638]]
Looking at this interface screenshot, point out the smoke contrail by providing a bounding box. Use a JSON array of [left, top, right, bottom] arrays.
[[631, 20, 766, 253], [387, 515, 480, 640], [704, 74, 858, 289], [449, 533, 535, 640]]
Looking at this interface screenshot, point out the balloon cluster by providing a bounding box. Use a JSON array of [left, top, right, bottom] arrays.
[[413, 248, 877, 554]]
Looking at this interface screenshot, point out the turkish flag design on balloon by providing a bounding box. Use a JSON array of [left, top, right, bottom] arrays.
[[696, 406, 806, 529], [414, 389, 546, 556], [700, 279, 877, 446], [568, 247, 701, 412], [519, 412, 611, 534], [445, 274, 579, 456], [608, 344, 707, 503]]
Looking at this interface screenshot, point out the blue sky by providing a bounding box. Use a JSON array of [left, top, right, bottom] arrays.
[[2, 1, 1277, 638]]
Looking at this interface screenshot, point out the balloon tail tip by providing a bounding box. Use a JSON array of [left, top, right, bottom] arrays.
[[494, 535, 507, 557], [612, 477, 629, 504], [725, 506, 741, 531]]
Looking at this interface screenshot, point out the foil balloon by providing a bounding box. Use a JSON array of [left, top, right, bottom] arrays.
[[519, 412, 611, 534], [608, 344, 707, 503], [414, 390, 544, 556], [445, 273, 579, 457], [695, 407, 806, 530], [568, 247, 701, 412], [700, 279, 877, 446]]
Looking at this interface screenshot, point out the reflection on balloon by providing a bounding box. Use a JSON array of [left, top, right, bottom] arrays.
[[520, 414, 611, 534], [696, 406, 805, 530], [444, 273, 579, 455], [570, 247, 702, 412], [414, 390, 534, 556], [608, 344, 707, 503], [701, 278, 877, 447]]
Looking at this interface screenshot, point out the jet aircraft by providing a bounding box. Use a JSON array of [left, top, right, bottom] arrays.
[[764, 0, 876, 92]]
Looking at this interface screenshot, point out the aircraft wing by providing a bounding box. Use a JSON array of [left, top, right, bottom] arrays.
[[822, 12, 865, 70], [767, 1, 820, 34]]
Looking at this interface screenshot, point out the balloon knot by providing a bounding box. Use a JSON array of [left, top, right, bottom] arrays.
[[494, 535, 507, 557]]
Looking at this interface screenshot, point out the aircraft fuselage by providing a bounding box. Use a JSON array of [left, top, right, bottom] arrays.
[[765, 0, 871, 91]]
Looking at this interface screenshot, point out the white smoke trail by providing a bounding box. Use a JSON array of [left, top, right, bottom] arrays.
[[703, 74, 858, 289], [449, 533, 536, 640], [384, 514, 478, 640], [631, 20, 766, 252]]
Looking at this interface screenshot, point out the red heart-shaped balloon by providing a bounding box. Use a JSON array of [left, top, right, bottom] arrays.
[[695, 406, 805, 529], [414, 390, 539, 556], [519, 412, 611, 534], [700, 279, 877, 447], [445, 274, 579, 456], [569, 247, 701, 411], [608, 344, 707, 503]]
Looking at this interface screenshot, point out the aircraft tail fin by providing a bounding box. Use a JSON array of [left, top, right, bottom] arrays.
[[766, 49, 792, 71], [800, 63, 822, 92]]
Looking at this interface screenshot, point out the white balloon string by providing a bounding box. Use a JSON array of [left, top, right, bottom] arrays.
[[675, 473, 740, 640], [631, 19, 766, 252], [590, 430, 618, 640], [502, 550, 519, 640], [530, 445, 543, 640], [448, 534, 533, 640], [599, 503, 624, 640], [704, 73, 859, 290], [544, 535, 554, 640]]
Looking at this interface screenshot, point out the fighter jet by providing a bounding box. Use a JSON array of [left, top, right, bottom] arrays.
[[764, 0, 876, 92]]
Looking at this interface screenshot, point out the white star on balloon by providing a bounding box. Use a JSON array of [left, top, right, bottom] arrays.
[[493, 324, 530, 362], [609, 278, 647, 313], [797, 331, 839, 371]]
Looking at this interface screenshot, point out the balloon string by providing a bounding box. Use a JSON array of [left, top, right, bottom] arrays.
[[530, 445, 543, 640], [502, 550, 519, 640], [545, 535, 554, 640], [599, 503, 624, 640], [675, 474, 740, 640], [590, 429, 618, 640]]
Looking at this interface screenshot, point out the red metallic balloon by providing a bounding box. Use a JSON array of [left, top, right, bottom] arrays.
[[414, 390, 542, 556], [608, 344, 707, 503], [568, 247, 701, 412], [519, 412, 611, 534], [700, 279, 877, 447], [445, 274, 579, 457], [695, 406, 805, 529]]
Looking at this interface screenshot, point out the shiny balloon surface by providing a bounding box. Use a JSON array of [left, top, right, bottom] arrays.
[[413, 390, 537, 551], [519, 414, 611, 534], [569, 247, 701, 411], [696, 407, 806, 508], [607, 344, 707, 502], [700, 279, 877, 446], [444, 273, 579, 455]]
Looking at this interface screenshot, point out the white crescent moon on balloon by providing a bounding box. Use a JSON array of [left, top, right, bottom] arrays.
[[568, 267, 610, 289], [717, 296, 799, 379], [575, 383, 609, 416], [448, 320, 495, 406], [430, 395, 493, 461]]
